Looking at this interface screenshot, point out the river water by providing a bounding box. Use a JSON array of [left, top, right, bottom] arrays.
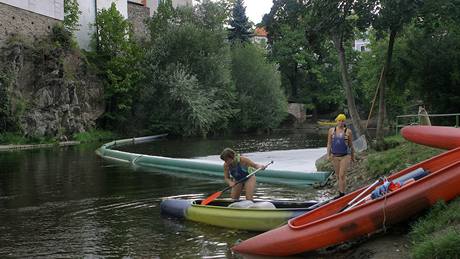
[[0, 133, 329, 258]]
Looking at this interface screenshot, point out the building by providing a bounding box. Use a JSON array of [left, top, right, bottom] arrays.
[[75, 0, 192, 50], [251, 27, 268, 46], [0, 0, 64, 46], [0, 0, 192, 50], [354, 38, 370, 52]]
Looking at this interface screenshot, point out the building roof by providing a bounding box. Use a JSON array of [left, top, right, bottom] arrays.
[[254, 27, 268, 37]]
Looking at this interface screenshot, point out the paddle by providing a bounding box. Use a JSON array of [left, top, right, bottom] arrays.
[[339, 178, 382, 212], [201, 161, 274, 206]]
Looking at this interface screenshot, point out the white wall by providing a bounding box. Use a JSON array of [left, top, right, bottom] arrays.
[[75, 0, 128, 50], [0, 0, 64, 20], [354, 38, 370, 52]]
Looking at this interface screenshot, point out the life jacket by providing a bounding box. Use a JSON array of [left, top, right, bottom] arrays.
[[331, 127, 350, 156], [229, 155, 251, 181]]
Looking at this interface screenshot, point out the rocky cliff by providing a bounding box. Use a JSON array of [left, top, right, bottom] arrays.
[[0, 34, 104, 139]]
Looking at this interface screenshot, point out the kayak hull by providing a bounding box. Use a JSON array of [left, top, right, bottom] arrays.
[[160, 199, 319, 231], [401, 125, 460, 150], [232, 147, 460, 256]]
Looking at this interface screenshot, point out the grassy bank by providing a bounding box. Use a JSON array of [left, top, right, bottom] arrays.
[[409, 198, 460, 258], [0, 130, 116, 145], [317, 134, 459, 257], [0, 132, 57, 145]]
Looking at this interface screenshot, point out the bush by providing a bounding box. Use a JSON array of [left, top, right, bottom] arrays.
[[73, 130, 116, 143], [51, 24, 73, 50]]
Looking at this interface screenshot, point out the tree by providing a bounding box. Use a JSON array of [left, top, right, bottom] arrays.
[[140, 1, 236, 136], [303, 0, 375, 138], [262, 0, 344, 119], [372, 0, 421, 148], [64, 0, 81, 32], [228, 0, 252, 43], [90, 3, 142, 131], [231, 44, 288, 131], [392, 0, 460, 116]]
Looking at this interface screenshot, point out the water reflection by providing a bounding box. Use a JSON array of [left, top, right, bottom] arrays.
[[0, 134, 328, 258]]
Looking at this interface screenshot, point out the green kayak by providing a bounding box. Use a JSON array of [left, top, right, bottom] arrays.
[[96, 135, 331, 187], [160, 199, 324, 231]]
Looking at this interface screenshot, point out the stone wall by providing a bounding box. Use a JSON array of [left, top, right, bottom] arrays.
[[288, 103, 306, 123], [0, 38, 104, 139], [0, 3, 61, 47], [128, 2, 149, 40]]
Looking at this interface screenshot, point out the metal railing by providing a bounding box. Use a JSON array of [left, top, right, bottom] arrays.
[[395, 113, 460, 133]]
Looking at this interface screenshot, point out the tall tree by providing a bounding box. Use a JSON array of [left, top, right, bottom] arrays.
[[90, 3, 142, 131], [228, 0, 252, 43], [304, 0, 375, 138], [231, 43, 288, 131], [63, 0, 81, 32], [373, 0, 421, 148], [141, 1, 236, 136], [263, 0, 343, 116]]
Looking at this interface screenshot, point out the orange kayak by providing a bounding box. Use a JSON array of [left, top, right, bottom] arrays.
[[232, 147, 460, 256], [401, 125, 460, 150]]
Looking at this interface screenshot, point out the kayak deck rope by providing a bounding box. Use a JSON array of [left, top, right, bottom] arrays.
[[382, 177, 388, 232]]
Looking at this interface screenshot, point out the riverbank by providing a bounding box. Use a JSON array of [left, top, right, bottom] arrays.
[[0, 141, 80, 151]]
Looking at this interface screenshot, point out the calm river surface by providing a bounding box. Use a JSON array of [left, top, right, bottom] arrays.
[[0, 133, 329, 258]]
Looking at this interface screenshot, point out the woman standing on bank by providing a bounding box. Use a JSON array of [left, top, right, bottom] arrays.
[[220, 148, 266, 200], [327, 114, 355, 197]]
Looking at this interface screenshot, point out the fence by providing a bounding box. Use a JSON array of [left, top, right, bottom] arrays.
[[395, 113, 460, 133]]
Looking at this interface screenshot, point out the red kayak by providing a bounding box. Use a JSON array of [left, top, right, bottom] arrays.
[[401, 125, 460, 150], [232, 147, 460, 256]]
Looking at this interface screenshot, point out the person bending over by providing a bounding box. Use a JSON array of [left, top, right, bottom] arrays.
[[220, 148, 266, 200]]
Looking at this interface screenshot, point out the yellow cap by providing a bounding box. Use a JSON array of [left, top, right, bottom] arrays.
[[335, 114, 346, 122]]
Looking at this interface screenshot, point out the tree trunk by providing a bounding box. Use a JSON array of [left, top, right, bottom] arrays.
[[376, 29, 397, 148], [292, 63, 298, 99], [332, 33, 366, 138]]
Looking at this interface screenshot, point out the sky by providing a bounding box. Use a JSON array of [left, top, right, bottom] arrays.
[[244, 0, 273, 24]]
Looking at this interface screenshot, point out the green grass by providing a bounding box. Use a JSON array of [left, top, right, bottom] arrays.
[[366, 139, 443, 179], [0, 132, 57, 145], [409, 198, 460, 258], [72, 130, 116, 143]]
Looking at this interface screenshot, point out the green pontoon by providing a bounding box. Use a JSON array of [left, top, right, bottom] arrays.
[[96, 135, 331, 187]]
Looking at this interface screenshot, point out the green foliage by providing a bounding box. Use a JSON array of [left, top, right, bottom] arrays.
[[0, 73, 12, 132], [51, 24, 74, 50], [73, 130, 116, 143], [140, 1, 236, 136], [228, 0, 252, 43], [355, 34, 413, 120], [390, 1, 460, 116], [263, 0, 343, 114], [366, 139, 442, 178], [64, 0, 81, 32], [89, 3, 142, 131], [231, 44, 288, 130], [409, 199, 460, 259], [0, 132, 57, 144]]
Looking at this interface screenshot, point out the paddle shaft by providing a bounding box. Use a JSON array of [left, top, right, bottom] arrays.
[[340, 178, 381, 212], [201, 161, 273, 205]]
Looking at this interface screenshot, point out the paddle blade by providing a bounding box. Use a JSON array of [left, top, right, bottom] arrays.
[[201, 191, 222, 205]]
